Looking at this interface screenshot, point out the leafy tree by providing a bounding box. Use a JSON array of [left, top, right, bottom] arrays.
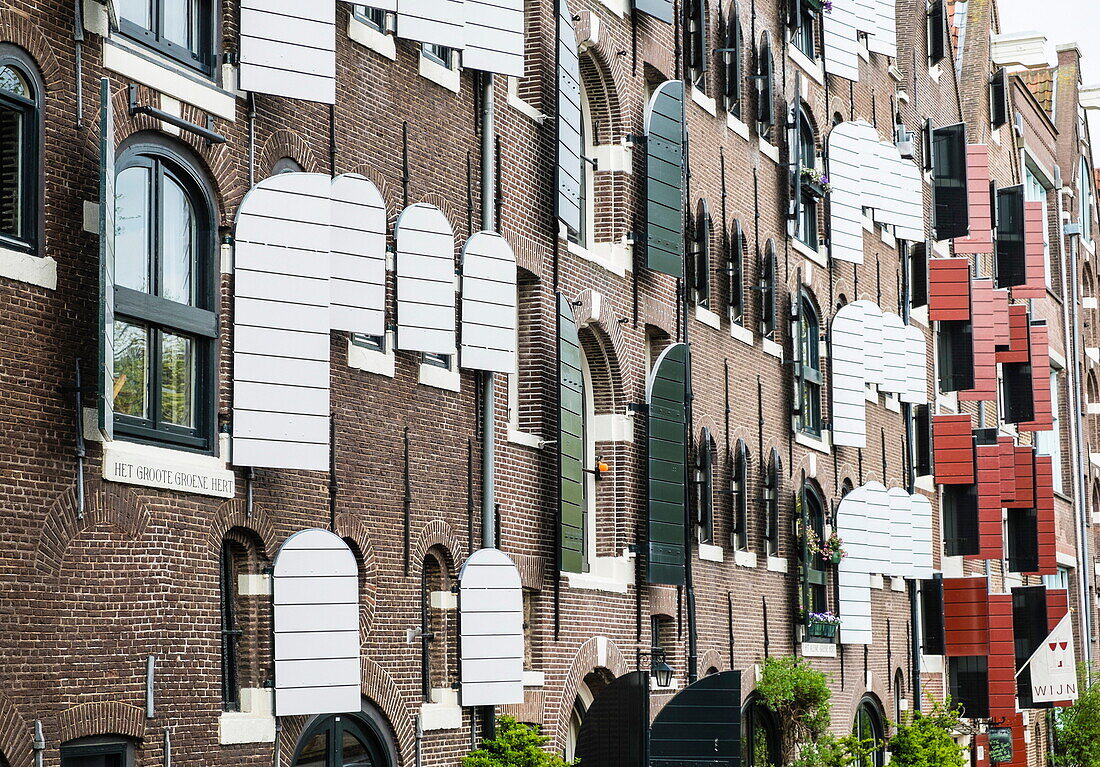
[[887, 699, 966, 767], [789, 734, 881, 767], [461, 716, 576, 767], [1053, 666, 1100, 767], [755, 656, 832, 762]]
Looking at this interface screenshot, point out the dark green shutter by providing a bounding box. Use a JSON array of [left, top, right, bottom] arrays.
[[788, 99, 801, 225], [697, 427, 714, 544], [692, 199, 711, 304], [990, 68, 1008, 129], [634, 0, 674, 24], [647, 342, 690, 586], [791, 288, 804, 419], [645, 81, 686, 278], [558, 295, 586, 573], [721, 3, 743, 116], [995, 185, 1026, 287], [760, 241, 777, 337], [729, 220, 744, 322], [98, 78, 116, 441], [756, 33, 774, 128], [574, 671, 647, 767], [927, 1, 947, 65], [932, 123, 969, 240]]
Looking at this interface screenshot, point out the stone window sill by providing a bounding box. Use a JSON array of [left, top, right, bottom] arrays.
[[506, 77, 545, 123], [786, 44, 824, 86], [507, 427, 544, 449], [348, 333, 395, 377], [734, 550, 757, 568], [766, 556, 788, 573], [727, 112, 750, 140], [564, 554, 635, 594], [760, 140, 780, 164], [564, 238, 631, 277], [691, 86, 717, 116], [694, 305, 722, 330], [794, 430, 831, 455], [419, 361, 461, 392], [730, 322, 753, 346], [762, 338, 783, 359], [791, 236, 827, 267], [0, 246, 56, 290], [699, 543, 724, 562], [419, 53, 460, 93], [348, 13, 396, 60], [420, 689, 463, 731]]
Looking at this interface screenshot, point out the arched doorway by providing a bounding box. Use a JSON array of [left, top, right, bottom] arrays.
[[292, 705, 399, 767], [852, 697, 886, 767], [742, 696, 780, 767]]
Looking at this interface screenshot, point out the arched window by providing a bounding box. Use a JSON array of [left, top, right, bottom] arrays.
[[220, 530, 270, 713], [852, 698, 886, 766], [292, 706, 400, 767], [801, 482, 827, 614], [893, 669, 906, 724], [271, 156, 303, 175], [764, 447, 782, 557], [691, 199, 712, 308], [841, 478, 854, 498], [796, 293, 822, 436], [742, 697, 781, 767], [113, 141, 217, 451], [118, 0, 216, 73], [732, 439, 750, 551], [0, 48, 40, 254], [572, 75, 596, 248], [685, 0, 709, 90], [695, 428, 716, 544], [796, 111, 819, 249], [722, 2, 743, 118], [759, 240, 777, 339], [729, 219, 747, 325], [420, 550, 454, 703], [756, 34, 775, 136]]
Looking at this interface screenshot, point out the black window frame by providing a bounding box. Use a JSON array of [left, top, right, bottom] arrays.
[[742, 698, 781, 767], [948, 656, 990, 719], [852, 699, 886, 767], [422, 43, 455, 68], [927, 0, 948, 65], [930, 123, 970, 240], [789, 0, 817, 61], [732, 438, 750, 551], [112, 140, 218, 453], [0, 48, 42, 255], [118, 0, 217, 76], [909, 241, 928, 308], [756, 33, 775, 136], [691, 199, 712, 309], [943, 483, 980, 557], [995, 184, 1026, 288], [720, 1, 743, 118], [796, 293, 822, 437], [1006, 508, 1040, 573], [764, 448, 781, 557], [1012, 585, 1048, 708], [728, 219, 746, 325], [220, 539, 242, 712], [913, 404, 934, 477], [60, 740, 132, 767], [684, 0, 709, 90], [291, 712, 397, 767], [1002, 357, 1036, 424], [695, 428, 715, 545], [801, 482, 828, 615], [796, 109, 819, 249], [990, 68, 1009, 129], [937, 319, 974, 393], [919, 575, 946, 655], [759, 240, 777, 339]]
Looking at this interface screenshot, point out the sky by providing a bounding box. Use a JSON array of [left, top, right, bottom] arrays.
[[997, 0, 1100, 150]]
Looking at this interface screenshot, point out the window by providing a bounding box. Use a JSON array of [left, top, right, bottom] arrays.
[[271, 156, 304, 175], [113, 144, 217, 451], [796, 110, 819, 248], [685, 0, 708, 90], [913, 404, 934, 478], [291, 712, 399, 767], [909, 242, 928, 308], [1081, 157, 1093, 244], [220, 540, 242, 711], [1024, 167, 1052, 287], [1013, 586, 1049, 708], [1035, 368, 1063, 493], [729, 220, 746, 325], [930, 123, 969, 240], [732, 439, 750, 551], [0, 52, 39, 254], [118, 0, 215, 73], [722, 2, 743, 117], [422, 43, 454, 68], [756, 34, 775, 136], [759, 240, 777, 338], [943, 484, 979, 557], [790, 1, 816, 60], [695, 429, 715, 544], [570, 75, 596, 247], [764, 448, 781, 557], [353, 333, 386, 353], [421, 351, 452, 369], [796, 294, 821, 436], [852, 700, 886, 766], [937, 320, 974, 392], [948, 656, 989, 718], [995, 184, 1026, 287], [61, 740, 129, 767], [919, 576, 946, 655], [927, 1, 947, 65], [801, 483, 827, 615], [420, 551, 453, 703], [894, 670, 906, 725], [989, 68, 1008, 129], [691, 200, 712, 308], [353, 5, 390, 31], [742, 698, 780, 767], [1002, 358, 1035, 424]]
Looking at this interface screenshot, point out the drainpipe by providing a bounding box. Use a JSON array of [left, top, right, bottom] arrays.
[[33, 721, 44, 767], [478, 70, 498, 741], [901, 240, 922, 712]]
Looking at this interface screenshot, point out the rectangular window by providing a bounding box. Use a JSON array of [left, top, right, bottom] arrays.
[[1012, 585, 1048, 708], [422, 351, 452, 368], [353, 5, 389, 31], [931, 123, 969, 240], [352, 333, 385, 352], [1006, 508, 1039, 573], [919, 577, 946, 655], [61, 743, 127, 767], [909, 242, 928, 308], [937, 320, 974, 392], [1002, 360, 1035, 424], [943, 484, 979, 557], [1043, 566, 1070, 591], [1024, 168, 1051, 288], [995, 185, 1026, 287], [1035, 368, 1063, 493], [927, 1, 947, 65], [423, 43, 454, 67], [948, 656, 989, 719], [989, 68, 1008, 128], [118, 0, 215, 74], [914, 404, 933, 477]]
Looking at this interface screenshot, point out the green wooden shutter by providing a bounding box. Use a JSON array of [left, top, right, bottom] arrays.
[[98, 78, 116, 441], [557, 295, 586, 573], [791, 288, 804, 420], [757, 33, 774, 128], [645, 81, 686, 278], [647, 342, 690, 586]]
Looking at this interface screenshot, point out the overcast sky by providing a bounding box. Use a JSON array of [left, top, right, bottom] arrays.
[[997, 0, 1100, 150]]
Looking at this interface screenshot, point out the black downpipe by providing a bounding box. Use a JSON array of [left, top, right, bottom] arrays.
[[404, 426, 411, 576], [329, 103, 337, 176], [401, 122, 410, 208], [329, 415, 338, 532]]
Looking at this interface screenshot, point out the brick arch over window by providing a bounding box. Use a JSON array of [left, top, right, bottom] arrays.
[[418, 192, 465, 241], [257, 129, 324, 176], [0, 694, 28, 767], [412, 519, 467, 570], [578, 48, 626, 145], [57, 702, 146, 744], [698, 648, 726, 675], [0, 14, 63, 96], [335, 512, 380, 636], [569, 289, 634, 411], [35, 481, 150, 580], [208, 498, 277, 557], [551, 636, 631, 749]]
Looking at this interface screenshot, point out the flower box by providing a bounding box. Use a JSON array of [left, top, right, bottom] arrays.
[[807, 619, 839, 640], [802, 176, 828, 199]]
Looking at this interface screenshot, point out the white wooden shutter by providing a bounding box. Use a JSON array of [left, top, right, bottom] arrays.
[[233, 173, 331, 471], [873, 144, 924, 241], [837, 487, 870, 574], [330, 174, 386, 336], [867, 0, 897, 57], [859, 126, 888, 215], [901, 325, 927, 404], [239, 0, 336, 103], [852, 0, 877, 34], [871, 141, 904, 227], [395, 203, 457, 355], [887, 487, 914, 578], [823, 0, 860, 82], [398, 0, 465, 48], [862, 482, 891, 574], [459, 548, 525, 707], [556, 0, 583, 235], [460, 231, 517, 373], [851, 300, 884, 387], [831, 302, 867, 447], [634, 0, 673, 22], [273, 529, 361, 717], [98, 78, 116, 442], [839, 571, 873, 644], [827, 121, 868, 264], [837, 487, 872, 644], [464, 0, 524, 76], [880, 312, 908, 394], [910, 493, 934, 579]]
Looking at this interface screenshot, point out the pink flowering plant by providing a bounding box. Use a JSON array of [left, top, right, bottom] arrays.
[[805, 528, 847, 561]]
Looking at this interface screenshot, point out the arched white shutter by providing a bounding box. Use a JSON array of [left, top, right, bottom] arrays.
[[901, 325, 928, 404], [823, 0, 860, 82], [233, 173, 331, 471], [910, 493, 934, 579], [851, 300, 884, 387], [831, 302, 867, 447], [330, 174, 386, 336], [461, 232, 518, 373], [867, 0, 897, 57], [873, 144, 924, 241], [880, 312, 908, 394], [459, 548, 525, 707], [556, 0, 583, 236], [273, 529, 361, 716], [464, 0, 525, 76], [887, 487, 914, 578], [395, 203, 457, 355], [239, 0, 337, 103], [399, 0, 466, 48], [827, 121, 868, 264], [862, 482, 891, 574], [838, 487, 872, 644]]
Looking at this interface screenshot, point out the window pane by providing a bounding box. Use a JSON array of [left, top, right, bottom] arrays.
[[160, 174, 195, 305], [161, 332, 195, 428], [0, 104, 23, 239], [118, 0, 152, 28], [115, 165, 151, 293], [164, 0, 200, 54], [342, 731, 376, 767], [61, 753, 124, 767], [114, 321, 149, 418], [0, 65, 29, 97], [293, 733, 328, 767]]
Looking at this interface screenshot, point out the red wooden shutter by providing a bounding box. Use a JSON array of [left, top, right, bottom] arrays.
[[1017, 322, 1054, 432], [992, 289, 1010, 349], [1013, 201, 1047, 299], [933, 414, 975, 484], [1047, 589, 1069, 629], [1006, 445, 1036, 509], [953, 145, 994, 254], [1027, 454, 1057, 575], [928, 258, 972, 320], [943, 577, 989, 656], [959, 279, 997, 401], [987, 592, 1016, 720], [996, 304, 1031, 364], [976, 440, 1003, 560], [998, 436, 1017, 505]]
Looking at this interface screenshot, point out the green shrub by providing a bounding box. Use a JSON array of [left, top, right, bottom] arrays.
[[789, 734, 881, 767], [755, 656, 832, 762], [461, 716, 576, 767], [887, 699, 966, 767], [1053, 665, 1100, 767]]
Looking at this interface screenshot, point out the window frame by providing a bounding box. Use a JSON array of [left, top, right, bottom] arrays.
[[118, 0, 217, 76], [759, 240, 777, 338], [721, 2, 743, 118], [1035, 366, 1063, 493], [742, 697, 781, 767], [764, 448, 781, 557], [60, 740, 133, 767], [422, 43, 455, 68], [0, 48, 42, 255], [852, 699, 886, 767], [796, 293, 822, 436], [732, 439, 750, 551], [801, 482, 828, 615], [796, 110, 819, 248], [685, 0, 709, 91], [791, 5, 816, 60], [728, 220, 746, 325], [691, 199, 712, 308], [696, 428, 715, 545], [353, 5, 391, 32], [112, 139, 218, 453]]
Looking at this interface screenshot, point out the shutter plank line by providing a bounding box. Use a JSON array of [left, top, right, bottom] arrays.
[[239, 0, 336, 103]]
